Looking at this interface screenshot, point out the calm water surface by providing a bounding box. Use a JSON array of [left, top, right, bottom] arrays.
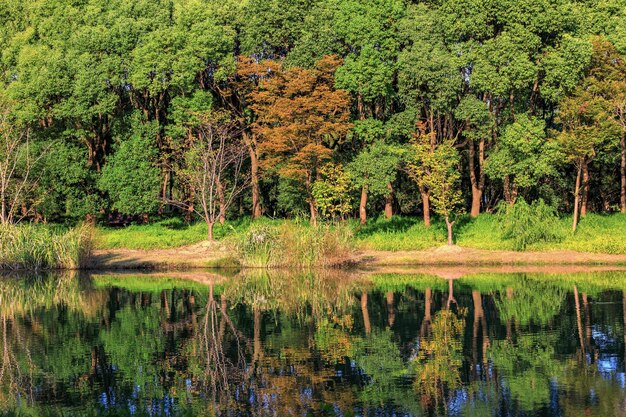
[[1, 270, 626, 416]]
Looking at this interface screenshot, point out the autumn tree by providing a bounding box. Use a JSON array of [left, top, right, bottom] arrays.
[[251, 55, 352, 224], [212, 57, 281, 219]]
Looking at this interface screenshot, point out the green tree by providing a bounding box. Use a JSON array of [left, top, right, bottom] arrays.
[[98, 125, 161, 218], [486, 114, 563, 203], [311, 162, 353, 220]]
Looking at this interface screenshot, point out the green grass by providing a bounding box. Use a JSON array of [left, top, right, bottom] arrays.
[[92, 275, 220, 293], [353, 216, 446, 250], [0, 224, 93, 270], [96, 217, 254, 250], [94, 213, 626, 255], [356, 213, 626, 254]]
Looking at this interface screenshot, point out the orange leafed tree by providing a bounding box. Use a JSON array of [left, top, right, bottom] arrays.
[[250, 55, 352, 224], [212, 56, 281, 220]]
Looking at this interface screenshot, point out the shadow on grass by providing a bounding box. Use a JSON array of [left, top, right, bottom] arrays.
[[355, 216, 420, 237]]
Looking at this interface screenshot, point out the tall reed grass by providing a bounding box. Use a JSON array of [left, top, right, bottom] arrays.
[[0, 224, 94, 270], [231, 220, 354, 268]]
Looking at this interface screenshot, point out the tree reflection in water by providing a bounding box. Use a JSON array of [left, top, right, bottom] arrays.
[[1, 270, 626, 416]]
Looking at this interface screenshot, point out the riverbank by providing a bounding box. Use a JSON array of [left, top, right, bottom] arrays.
[[4, 215, 626, 271], [87, 244, 626, 270]]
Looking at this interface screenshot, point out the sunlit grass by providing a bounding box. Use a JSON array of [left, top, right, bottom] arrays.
[[0, 224, 93, 270], [93, 212, 626, 255], [96, 217, 254, 250]]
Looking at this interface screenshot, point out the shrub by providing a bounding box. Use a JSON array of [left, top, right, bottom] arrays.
[[497, 198, 563, 251]]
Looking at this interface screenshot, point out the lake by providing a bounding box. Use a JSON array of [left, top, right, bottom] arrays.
[[1, 269, 626, 416]]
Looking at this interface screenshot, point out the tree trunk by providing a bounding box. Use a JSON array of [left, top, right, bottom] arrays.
[[361, 292, 371, 335], [468, 138, 485, 217], [574, 285, 585, 354], [620, 132, 626, 213], [471, 188, 482, 218], [581, 160, 589, 217], [207, 221, 215, 241], [421, 190, 431, 227], [386, 291, 395, 328], [384, 182, 393, 219], [309, 199, 317, 226], [0, 195, 5, 225], [242, 131, 263, 220], [445, 215, 454, 246], [359, 184, 367, 225], [503, 175, 512, 204], [573, 163, 582, 232], [249, 139, 263, 220]]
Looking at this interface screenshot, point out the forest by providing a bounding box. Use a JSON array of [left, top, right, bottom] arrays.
[[1, 0, 626, 243]]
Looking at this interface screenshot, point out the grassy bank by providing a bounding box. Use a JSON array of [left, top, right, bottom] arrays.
[[96, 213, 626, 255], [0, 224, 93, 270], [356, 213, 626, 254]]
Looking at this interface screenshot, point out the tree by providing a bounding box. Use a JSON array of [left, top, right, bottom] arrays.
[[347, 120, 401, 224], [486, 114, 563, 203], [429, 142, 464, 246], [557, 39, 622, 230], [581, 38, 626, 213], [251, 55, 352, 224], [455, 96, 492, 216], [408, 133, 463, 245], [311, 162, 352, 220], [213, 56, 281, 220], [173, 111, 249, 240], [98, 125, 161, 218], [0, 103, 39, 225]]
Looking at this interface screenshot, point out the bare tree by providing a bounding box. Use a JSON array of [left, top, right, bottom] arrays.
[[170, 111, 249, 240], [0, 106, 39, 225]]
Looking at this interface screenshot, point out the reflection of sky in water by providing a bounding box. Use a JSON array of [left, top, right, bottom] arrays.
[[596, 355, 620, 374]]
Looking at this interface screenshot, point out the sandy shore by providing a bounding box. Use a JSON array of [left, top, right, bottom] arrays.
[[88, 243, 626, 270]]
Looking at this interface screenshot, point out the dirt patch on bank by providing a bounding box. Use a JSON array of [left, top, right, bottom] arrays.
[[89, 241, 237, 270], [358, 246, 626, 267], [89, 243, 626, 271]]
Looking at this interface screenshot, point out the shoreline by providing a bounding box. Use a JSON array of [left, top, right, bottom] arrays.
[[84, 244, 626, 271]]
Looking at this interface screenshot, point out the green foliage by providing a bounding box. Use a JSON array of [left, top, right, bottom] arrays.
[[497, 198, 564, 251], [486, 114, 563, 190], [98, 129, 161, 216], [348, 141, 402, 197], [3, 0, 626, 256], [37, 140, 102, 221], [312, 163, 353, 220]]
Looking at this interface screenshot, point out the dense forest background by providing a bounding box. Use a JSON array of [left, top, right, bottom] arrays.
[[1, 0, 626, 231]]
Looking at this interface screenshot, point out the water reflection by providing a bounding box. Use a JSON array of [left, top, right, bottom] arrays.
[[1, 269, 626, 416]]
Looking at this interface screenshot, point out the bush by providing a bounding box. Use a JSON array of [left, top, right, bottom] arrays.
[[231, 220, 354, 268], [497, 198, 563, 251], [0, 224, 94, 270]]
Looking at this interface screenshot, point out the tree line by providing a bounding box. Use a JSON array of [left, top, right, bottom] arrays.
[[1, 0, 626, 239]]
